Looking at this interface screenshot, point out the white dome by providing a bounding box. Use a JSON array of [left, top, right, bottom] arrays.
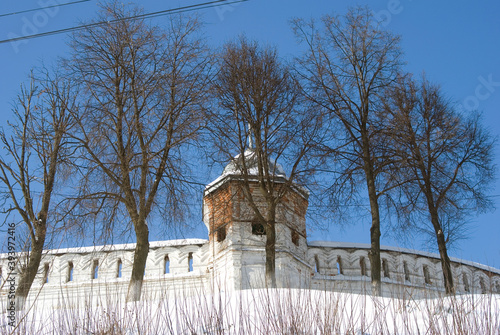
[[221, 149, 286, 178], [205, 149, 287, 195]]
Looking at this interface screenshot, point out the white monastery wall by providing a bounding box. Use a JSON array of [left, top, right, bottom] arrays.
[[1, 156, 500, 311], [307, 241, 500, 296], [2, 238, 499, 312], [0, 239, 210, 310]]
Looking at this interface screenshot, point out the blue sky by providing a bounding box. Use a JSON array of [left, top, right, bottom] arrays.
[[1, 0, 499, 268]]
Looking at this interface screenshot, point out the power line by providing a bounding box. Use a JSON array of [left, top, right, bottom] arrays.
[[0, 0, 90, 19], [0, 0, 248, 45]]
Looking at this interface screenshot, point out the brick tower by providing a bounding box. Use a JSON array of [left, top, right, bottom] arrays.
[[203, 150, 311, 290]]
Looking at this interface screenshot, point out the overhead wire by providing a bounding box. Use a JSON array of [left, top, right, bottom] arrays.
[[0, 0, 90, 18], [0, 0, 248, 45]]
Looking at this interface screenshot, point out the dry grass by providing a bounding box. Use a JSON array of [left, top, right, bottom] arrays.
[[2, 286, 499, 334]]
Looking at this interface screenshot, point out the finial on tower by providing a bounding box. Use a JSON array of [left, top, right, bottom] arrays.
[[247, 122, 253, 149]]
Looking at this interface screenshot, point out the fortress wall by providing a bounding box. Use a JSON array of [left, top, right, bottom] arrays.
[[0, 239, 210, 311], [307, 242, 500, 297], [1, 239, 500, 312]]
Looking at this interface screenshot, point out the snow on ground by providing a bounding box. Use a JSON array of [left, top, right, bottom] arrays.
[[2, 289, 499, 334]]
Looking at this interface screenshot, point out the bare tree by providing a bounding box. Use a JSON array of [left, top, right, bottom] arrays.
[[67, 3, 211, 301], [292, 7, 404, 295], [0, 72, 75, 309], [209, 37, 323, 287], [383, 76, 495, 294]]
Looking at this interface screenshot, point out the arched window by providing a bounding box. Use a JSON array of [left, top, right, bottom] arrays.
[[188, 253, 193, 272], [359, 257, 367, 276], [67, 262, 74, 282], [314, 255, 320, 274], [251, 222, 266, 235], [403, 261, 410, 282], [336, 256, 343, 275], [164, 255, 170, 274], [480, 277, 486, 294], [291, 230, 300, 246], [43, 263, 50, 283], [462, 273, 470, 292], [217, 226, 227, 242], [116, 259, 122, 278], [423, 265, 431, 284], [382, 259, 390, 278], [92, 260, 99, 280]]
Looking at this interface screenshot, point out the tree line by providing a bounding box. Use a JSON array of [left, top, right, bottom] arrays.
[[0, 3, 495, 308]]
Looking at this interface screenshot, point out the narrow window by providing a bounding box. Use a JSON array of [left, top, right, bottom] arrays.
[[480, 277, 486, 294], [314, 255, 320, 274], [67, 262, 74, 282], [188, 253, 193, 272], [383, 259, 390, 278], [403, 261, 410, 282], [117, 259, 122, 278], [164, 255, 170, 274], [423, 265, 431, 284], [463, 273, 470, 292], [495, 281, 500, 294], [336, 256, 343, 275], [92, 260, 99, 280], [217, 226, 226, 242], [43, 263, 50, 283], [360, 257, 367, 277], [251, 222, 266, 235], [291, 230, 300, 246]]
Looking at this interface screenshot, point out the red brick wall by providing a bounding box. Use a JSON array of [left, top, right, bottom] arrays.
[[204, 179, 309, 240]]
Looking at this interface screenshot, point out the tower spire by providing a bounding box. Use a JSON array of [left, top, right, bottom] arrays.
[[247, 122, 253, 149]]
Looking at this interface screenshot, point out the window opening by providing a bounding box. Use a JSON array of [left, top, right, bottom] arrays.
[[314, 255, 320, 273], [43, 263, 50, 283], [336, 256, 343, 275], [117, 259, 122, 278], [463, 273, 470, 292], [403, 261, 410, 282], [383, 259, 390, 278], [291, 230, 300, 246], [67, 262, 74, 282], [251, 222, 266, 235], [164, 255, 170, 274], [480, 277, 486, 294], [92, 260, 99, 280], [217, 226, 226, 242], [423, 265, 431, 284], [188, 253, 193, 272], [360, 257, 367, 277]]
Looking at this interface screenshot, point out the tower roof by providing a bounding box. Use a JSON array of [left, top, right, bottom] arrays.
[[221, 149, 286, 178], [205, 149, 288, 196]]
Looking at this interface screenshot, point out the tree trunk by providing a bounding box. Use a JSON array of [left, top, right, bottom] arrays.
[[264, 203, 277, 288], [362, 132, 382, 296], [126, 221, 149, 302], [428, 206, 455, 295], [15, 225, 46, 311], [367, 185, 382, 296], [265, 221, 277, 288]]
